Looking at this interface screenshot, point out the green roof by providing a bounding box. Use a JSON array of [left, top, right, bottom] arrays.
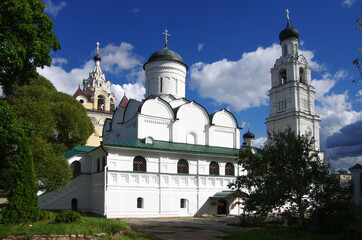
[[64, 146, 97, 159], [106, 139, 239, 157], [211, 190, 248, 199]]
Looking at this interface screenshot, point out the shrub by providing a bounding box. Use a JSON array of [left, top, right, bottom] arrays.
[[55, 211, 81, 223], [239, 214, 266, 227], [38, 210, 52, 221]]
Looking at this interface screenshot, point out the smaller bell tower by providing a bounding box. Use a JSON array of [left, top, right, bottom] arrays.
[[266, 10, 321, 150]]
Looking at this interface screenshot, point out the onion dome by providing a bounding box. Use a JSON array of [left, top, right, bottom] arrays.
[[143, 48, 188, 70], [279, 20, 300, 42], [243, 131, 255, 139], [93, 53, 101, 62]]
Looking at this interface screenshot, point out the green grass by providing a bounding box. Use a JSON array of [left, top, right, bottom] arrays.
[[223, 226, 342, 240], [0, 212, 128, 238]]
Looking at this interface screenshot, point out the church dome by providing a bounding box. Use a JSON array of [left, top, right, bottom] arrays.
[[243, 131, 255, 139], [143, 48, 188, 70], [279, 20, 300, 42], [94, 53, 101, 62]]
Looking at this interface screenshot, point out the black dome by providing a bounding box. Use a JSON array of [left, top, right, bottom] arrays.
[[94, 54, 101, 62], [243, 131, 255, 139], [279, 20, 300, 42], [143, 48, 188, 70]]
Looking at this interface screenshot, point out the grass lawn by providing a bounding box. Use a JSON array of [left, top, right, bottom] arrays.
[[223, 226, 342, 240], [0, 212, 155, 239]]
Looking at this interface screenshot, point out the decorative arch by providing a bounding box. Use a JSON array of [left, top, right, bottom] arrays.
[[225, 162, 235, 176], [209, 161, 219, 175], [177, 159, 189, 174], [133, 156, 147, 172], [139, 97, 174, 119], [211, 109, 238, 128], [186, 131, 197, 144], [176, 101, 210, 125]]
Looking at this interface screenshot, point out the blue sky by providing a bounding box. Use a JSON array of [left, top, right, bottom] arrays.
[[38, 0, 362, 169]]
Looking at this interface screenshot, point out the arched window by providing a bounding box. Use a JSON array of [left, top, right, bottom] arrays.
[[133, 156, 147, 172], [110, 98, 115, 111], [180, 199, 187, 208], [97, 158, 100, 172], [98, 95, 105, 110], [137, 197, 144, 208], [71, 161, 81, 177], [279, 69, 287, 84], [225, 162, 234, 176], [209, 161, 219, 175], [284, 44, 288, 55], [299, 68, 305, 83], [177, 159, 189, 174], [160, 77, 163, 92]]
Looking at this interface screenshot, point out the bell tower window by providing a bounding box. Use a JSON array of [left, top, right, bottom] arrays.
[[299, 68, 305, 83], [279, 69, 287, 84], [98, 95, 105, 110]]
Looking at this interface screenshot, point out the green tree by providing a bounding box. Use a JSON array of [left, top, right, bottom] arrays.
[[0, 0, 60, 96], [229, 129, 325, 226], [5, 76, 94, 191], [2, 135, 40, 224]]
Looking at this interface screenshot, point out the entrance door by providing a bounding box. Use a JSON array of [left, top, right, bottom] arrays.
[[217, 199, 227, 214], [71, 198, 78, 211]]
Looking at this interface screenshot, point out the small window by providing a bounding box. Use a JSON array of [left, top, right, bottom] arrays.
[[180, 199, 187, 208], [137, 197, 143, 208], [299, 68, 304, 83], [79, 99, 84, 104], [209, 161, 219, 175], [225, 162, 234, 176], [160, 77, 163, 93], [279, 69, 287, 84], [133, 156, 147, 172], [177, 159, 189, 174]]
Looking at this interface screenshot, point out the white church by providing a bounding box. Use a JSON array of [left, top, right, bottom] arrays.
[[39, 16, 321, 218]]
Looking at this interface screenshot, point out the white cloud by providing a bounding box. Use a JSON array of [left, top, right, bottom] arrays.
[[312, 70, 347, 101], [51, 57, 68, 66], [254, 137, 267, 148], [356, 89, 362, 102], [111, 83, 145, 103], [198, 43, 204, 52], [299, 49, 325, 72], [37, 42, 145, 104], [44, 0, 66, 18], [342, 0, 357, 8]]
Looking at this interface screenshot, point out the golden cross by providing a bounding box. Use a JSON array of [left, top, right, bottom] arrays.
[[248, 123, 250, 131], [96, 42, 100, 54], [286, 9, 290, 21], [162, 29, 171, 48]]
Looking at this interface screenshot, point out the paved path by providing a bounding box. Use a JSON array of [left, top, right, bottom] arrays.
[[126, 216, 245, 240]]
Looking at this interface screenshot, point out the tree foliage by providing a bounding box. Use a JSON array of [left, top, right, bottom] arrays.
[[0, 0, 60, 96], [2, 135, 40, 224], [229, 129, 325, 226], [5, 76, 94, 191]]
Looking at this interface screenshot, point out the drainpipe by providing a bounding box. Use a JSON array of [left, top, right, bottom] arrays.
[[104, 165, 108, 218]]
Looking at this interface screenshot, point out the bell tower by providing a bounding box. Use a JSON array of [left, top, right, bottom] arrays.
[[266, 11, 321, 150]]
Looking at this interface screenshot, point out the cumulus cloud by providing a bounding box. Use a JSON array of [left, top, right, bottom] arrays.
[[190, 44, 323, 112], [342, 0, 357, 8], [37, 42, 145, 104], [312, 70, 347, 101], [44, 0, 66, 17], [198, 43, 204, 52], [356, 90, 362, 102], [254, 137, 267, 148]]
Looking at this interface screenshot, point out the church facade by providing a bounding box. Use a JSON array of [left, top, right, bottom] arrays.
[[39, 18, 321, 218]]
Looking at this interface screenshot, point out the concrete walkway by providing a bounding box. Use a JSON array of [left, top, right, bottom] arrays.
[[126, 216, 244, 240]]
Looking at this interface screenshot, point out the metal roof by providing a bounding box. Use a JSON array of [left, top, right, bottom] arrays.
[[63, 146, 97, 159], [106, 139, 239, 157]]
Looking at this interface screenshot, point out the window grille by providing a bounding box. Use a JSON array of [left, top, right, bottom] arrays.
[[225, 162, 234, 176], [133, 156, 147, 172], [209, 161, 219, 175], [177, 159, 189, 174]]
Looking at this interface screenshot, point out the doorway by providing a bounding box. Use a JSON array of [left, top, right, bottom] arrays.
[[217, 199, 227, 214]]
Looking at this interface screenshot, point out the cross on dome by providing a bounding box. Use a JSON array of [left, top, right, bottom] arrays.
[[96, 42, 100, 54], [162, 29, 171, 48], [286, 9, 290, 21]]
